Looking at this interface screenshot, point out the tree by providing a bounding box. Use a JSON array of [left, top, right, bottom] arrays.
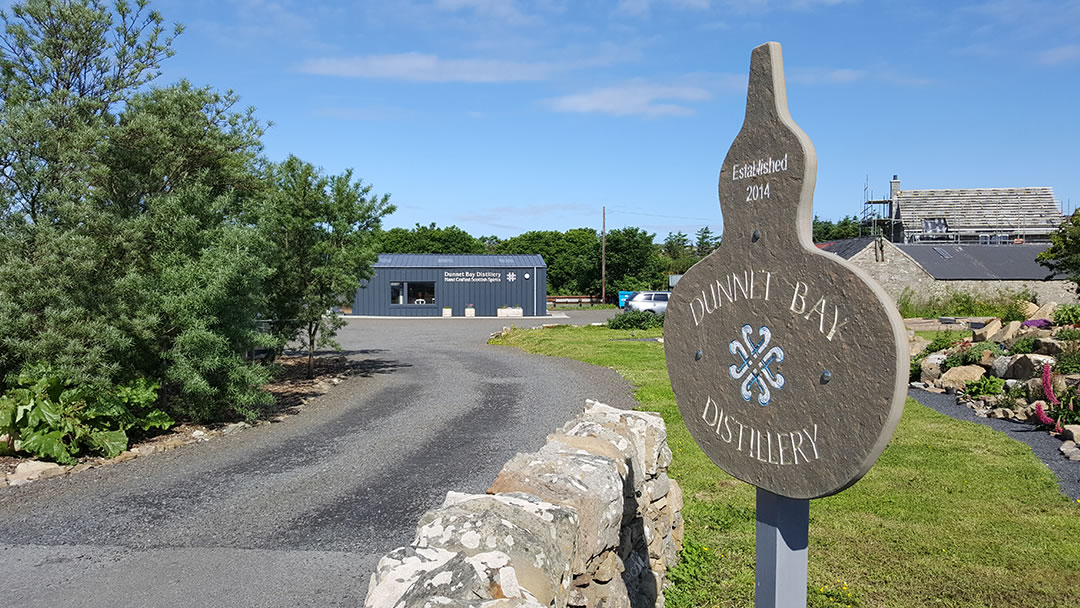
[[605, 227, 664, 296], [498, 228, 600, 295], [378, 222, 484, 254], [0, 0, 290, 424], [812, 215, 861, 242], [477, 235, 501, 253], [258, 156, 394, 378], [662, 231, 691, 259], [1038, 211, 1080, 294], [0, 0, 184, 391], [695, 226, 718, 257]]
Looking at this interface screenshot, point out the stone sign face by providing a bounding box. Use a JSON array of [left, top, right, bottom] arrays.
[[664, 42, 908, 500]]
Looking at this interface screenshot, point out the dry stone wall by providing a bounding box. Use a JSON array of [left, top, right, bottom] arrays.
[[365, 400, 683, 608]]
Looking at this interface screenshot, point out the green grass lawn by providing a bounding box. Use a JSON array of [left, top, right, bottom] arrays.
[[492, 325, 1080, 608], [913, 329, 971, 345]]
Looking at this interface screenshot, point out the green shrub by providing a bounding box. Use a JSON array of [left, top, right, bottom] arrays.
[[1008, 336, 1038, 355], [608, 310, 665, 330], [925, 331, 959, 354], [942, 341, 1001, 372], [910, 356, 925, 383], [1057, 327, 1080, 341], [1053, 343, 1080, 374], [1052, 304, 1080, 326], [897, 288, 1035, 320], [0, 371, 172, 465], [964, 376, 1005, 396], [1000, 298, 1027, 323]]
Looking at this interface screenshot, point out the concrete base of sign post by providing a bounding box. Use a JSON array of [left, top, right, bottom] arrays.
[[755, 487, 809, 608]]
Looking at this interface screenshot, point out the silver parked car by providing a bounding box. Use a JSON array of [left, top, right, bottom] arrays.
[[625, 291, 670, 314]]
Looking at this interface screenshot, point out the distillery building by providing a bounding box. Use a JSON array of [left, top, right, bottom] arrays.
[[352, 254, 548, 317]]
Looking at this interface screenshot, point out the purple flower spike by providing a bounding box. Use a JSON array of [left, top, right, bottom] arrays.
[[1034, 403, 1056, 426], [1043, 364, 1060, 406]]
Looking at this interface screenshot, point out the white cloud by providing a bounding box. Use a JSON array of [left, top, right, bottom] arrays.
[[545, 80, 711, 117], [433, 0, 531, 23], [787, 66, 931, 87], [1039, 43, 1080, 64], [299, 53, 555, 82], [788, 67, 865, 84]]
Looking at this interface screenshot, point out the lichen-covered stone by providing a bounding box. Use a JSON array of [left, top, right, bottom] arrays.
[[488, 450, 623, 574], [415, 492, 578, 607], [581, 400, 672, 477], [921, 353, 947, 383], [546, 420, 644, 498], [1009, 354, 1057, 380]]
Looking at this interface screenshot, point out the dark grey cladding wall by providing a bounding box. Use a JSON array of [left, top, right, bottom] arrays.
[[354, 265, 548, 317]]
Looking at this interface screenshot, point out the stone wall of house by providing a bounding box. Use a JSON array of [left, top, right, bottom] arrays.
[[364, 400, 683, 608], [846, 240, 1076, 305]]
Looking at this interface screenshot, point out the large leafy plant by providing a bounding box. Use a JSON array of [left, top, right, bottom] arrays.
[[0, 372, 171, 465]]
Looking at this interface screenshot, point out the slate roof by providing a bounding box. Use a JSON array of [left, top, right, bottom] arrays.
[[895, 244, 1061, 280], [374, 253, 546, 268], [896, 187, 1063, 235], [815, 237, 874, 260]]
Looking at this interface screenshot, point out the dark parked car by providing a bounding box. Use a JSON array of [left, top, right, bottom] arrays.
[[625, 291, 670, 314]]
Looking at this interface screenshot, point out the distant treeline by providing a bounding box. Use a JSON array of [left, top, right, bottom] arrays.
[[375, 219, 863, 296]]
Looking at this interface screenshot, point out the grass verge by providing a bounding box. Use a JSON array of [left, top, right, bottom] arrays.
[[491, 324, 1080, 608]]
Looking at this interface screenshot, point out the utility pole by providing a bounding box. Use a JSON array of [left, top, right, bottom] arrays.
[[601, 206, 607, 304]]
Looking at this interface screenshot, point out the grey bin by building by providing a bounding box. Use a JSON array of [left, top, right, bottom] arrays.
[[353, 254, 548, 317]]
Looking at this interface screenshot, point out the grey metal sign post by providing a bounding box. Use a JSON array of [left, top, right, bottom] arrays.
[[664, 42, 908, 607]]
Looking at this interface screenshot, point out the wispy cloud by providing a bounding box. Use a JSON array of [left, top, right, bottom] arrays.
[[788, 67, 866, 84], [788, 66, 931, 86], [545, 79, 711, 117], [1039, 43, 1080, 64], [299, 53, 556, 82], [198, 0, 331, 50], [433, 0, 532, 24]]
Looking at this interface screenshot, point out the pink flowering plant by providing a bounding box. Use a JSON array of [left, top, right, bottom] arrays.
[[1037, 364, 1080, 431]]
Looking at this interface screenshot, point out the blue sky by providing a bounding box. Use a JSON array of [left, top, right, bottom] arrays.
[[145, 0, 1079, 241]]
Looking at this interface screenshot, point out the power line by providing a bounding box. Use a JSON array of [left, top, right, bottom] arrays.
[[606, 207, 719, 222]]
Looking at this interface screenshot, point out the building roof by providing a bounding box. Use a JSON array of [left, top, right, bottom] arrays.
[[896, 187, 1063, 235], [374, 253, 547, 268], [895, 243, 1061, 280], [816, 237, 875, 260]]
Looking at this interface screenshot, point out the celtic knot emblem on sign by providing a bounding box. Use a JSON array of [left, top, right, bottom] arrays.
[[728, 324, 785, 406]]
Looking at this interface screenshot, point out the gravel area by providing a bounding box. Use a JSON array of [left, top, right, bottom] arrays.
[[908, 388, 1080, 500]]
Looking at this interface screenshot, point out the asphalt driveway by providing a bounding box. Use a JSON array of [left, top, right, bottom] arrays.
[[0, 311, 629, 607]]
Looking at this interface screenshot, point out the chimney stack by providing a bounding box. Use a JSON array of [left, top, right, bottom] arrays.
[[890, 175, 901, 201]]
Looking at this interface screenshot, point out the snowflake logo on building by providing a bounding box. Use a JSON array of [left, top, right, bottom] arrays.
[[507, 272, 517, 282], [728, 324, 785, 406]]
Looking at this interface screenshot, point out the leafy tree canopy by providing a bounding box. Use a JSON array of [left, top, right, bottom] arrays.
[[378, 222, 485, 254]]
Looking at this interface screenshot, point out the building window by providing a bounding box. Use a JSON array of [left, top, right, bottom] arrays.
[[390, 281, 436, 305], [408, 281, 435, 305]]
